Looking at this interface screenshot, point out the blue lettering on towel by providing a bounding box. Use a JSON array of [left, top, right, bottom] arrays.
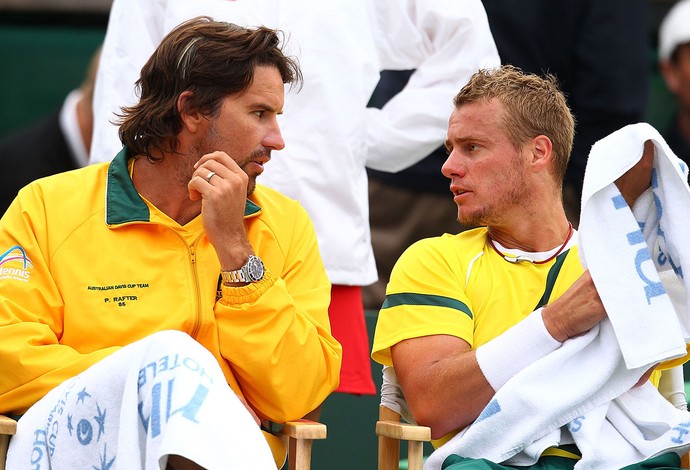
[[138, 378, 209, 438], [568, 415, 586, 433], [671, 420, 690, 444], [633, 245, 666, 304], [138, 354, 214, 390], [649, 168, 683, 278], [474, 399, 501, 424], [611, 186, 666, 304], [30, 429, 48, 469]]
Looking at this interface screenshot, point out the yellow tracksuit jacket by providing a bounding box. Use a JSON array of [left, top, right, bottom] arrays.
[[0, 148, 342, 424]]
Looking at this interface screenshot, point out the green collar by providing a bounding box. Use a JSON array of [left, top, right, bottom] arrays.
[[105, 147, 261, 225]]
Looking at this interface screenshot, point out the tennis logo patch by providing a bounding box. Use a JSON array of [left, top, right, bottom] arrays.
[[0, 245, 33, 282]]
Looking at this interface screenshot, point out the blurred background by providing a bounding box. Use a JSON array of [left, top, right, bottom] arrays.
[[0, 1, 107, 138], [0, 0, 680, 139]]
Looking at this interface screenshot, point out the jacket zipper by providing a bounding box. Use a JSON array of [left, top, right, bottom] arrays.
[[188, 241, 203, 339]]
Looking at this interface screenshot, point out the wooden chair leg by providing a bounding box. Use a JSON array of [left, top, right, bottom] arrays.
[[681, 450, 690, 469], [0, 434, 9, 470], [376, 405, 430, 470], [0, 415, 17, 470], [378, 433, 401, 470], [287, 436, 313, 470], [281, 419, 327, 470], [378, 405, 402, 470], [407, 440, 424, 470]]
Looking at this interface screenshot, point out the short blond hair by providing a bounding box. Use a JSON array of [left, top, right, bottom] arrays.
[[453, 65, 575, 186]]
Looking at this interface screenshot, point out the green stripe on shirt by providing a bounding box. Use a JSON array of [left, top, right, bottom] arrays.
[[534, 250, 570, 310], [382, 292, 473, 319]]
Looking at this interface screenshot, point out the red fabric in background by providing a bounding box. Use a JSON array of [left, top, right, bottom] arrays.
[[329, 285, 376, 395]]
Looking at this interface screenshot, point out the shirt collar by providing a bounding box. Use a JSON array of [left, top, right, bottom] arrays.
[[105, 147, 262, 225]]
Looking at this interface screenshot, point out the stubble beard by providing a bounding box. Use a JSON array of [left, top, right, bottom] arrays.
[[183, 125, 264, 197], [245, 173, 257, 196], [456, 154, 530, 227], [241, 147, 272, 196]]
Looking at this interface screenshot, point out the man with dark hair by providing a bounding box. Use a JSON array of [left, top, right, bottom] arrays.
[[0, 17, 341, 469]]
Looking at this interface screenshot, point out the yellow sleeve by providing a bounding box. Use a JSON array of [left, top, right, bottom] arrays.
[[214, 200, 342, 423], [0, 189, 117, 415], [372, 235, 474, 367]]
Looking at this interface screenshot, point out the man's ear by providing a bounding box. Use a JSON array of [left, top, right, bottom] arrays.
[[530, 134, 553, 172], [177, 91, 204, 133]]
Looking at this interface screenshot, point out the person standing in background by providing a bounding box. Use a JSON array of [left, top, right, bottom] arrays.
[[0, 46, 101, 214], [658, 0, 690, 170], [364, 71, 471, 311], [480, 0, 649, 226], [89, 0, 500, 407], [364, 0, 648, 311]]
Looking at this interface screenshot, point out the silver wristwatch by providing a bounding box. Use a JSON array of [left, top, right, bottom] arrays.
[[220, 255, 265, 284]]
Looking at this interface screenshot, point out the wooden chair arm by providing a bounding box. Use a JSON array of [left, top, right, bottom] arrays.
[[0, 416, 15, 436], [279, 419, 326, 470], [376, 420, 430, 442], [376, 407, 430, 470], [281, 419, 327, 440]]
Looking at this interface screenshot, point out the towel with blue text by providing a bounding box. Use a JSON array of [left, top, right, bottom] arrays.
[[7, 330, 275, 469]]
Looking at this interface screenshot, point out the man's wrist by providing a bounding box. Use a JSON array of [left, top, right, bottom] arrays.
[[476, 308, 562, 391], [541, 304, 569, 343], [220, 254, 265, 285]]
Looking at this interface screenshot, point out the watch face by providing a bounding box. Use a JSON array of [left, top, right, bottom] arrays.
[[246, 256, 265, 282]]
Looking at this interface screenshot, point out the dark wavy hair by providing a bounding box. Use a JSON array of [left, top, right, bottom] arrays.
[[117, 16, 301, 161]]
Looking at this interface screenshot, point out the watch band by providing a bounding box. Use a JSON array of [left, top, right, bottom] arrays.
[[220, 255, 265, 284], [220, 269, 249, 284]]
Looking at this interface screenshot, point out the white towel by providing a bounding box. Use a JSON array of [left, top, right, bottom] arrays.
[[424, 123, 690, 470], [424, 321, 652, 469], [7, 330, 277, 470], [579, 122, 690, 370]]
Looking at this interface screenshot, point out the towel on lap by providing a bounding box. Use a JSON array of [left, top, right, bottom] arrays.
[[7, 330, 276, 470]]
